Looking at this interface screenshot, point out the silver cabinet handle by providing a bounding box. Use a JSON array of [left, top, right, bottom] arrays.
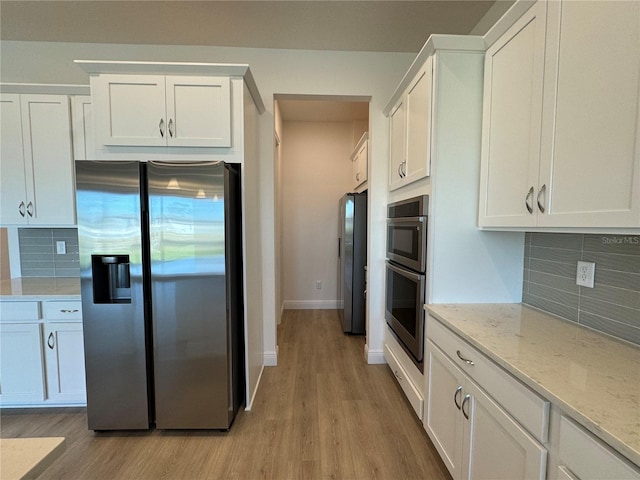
[[462, 394, 471, 420], [397, 163, 402, 178], [159, 118, 165, 138], [456, 350, 475, 366], [537, 184, 546, 213], [393, 369, 403, 381], [401, 161, 407, 177], [18, 201, 26, 217], [356, 172, 360, 182], [47, 332, 54, 350], [60, 309, 79, 313], [454, 385, 463, 410], [525, 186, 534, 214], [26, 201, 34, 217], [168, 118, 174, 138]]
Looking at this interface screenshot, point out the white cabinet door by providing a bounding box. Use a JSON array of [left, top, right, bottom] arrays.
[[538, 0, 640, 228], [0, 323, 45, 404], [95, 74, 167, 147], [43, 323, 86, 404], [351, 133, 368, 190], [0, 94, 28, 224], [0, 94, 75, 226], [464, 380, 547, 480], [21, 95, 76, 225], [388, 58, 433, 191], [479, 1, 547, 228], [425, 341, 466, 479], [404, 57, 432, 183], [389, 97, 406, 190], [165, 76, 231, 147]]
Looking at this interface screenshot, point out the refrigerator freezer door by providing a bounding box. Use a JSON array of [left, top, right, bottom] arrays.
[[147, 161, 231, 429], [76, 161, 151, 430]]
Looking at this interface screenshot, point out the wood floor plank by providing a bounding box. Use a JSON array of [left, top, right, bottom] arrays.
[[1, 309, 450, 480]]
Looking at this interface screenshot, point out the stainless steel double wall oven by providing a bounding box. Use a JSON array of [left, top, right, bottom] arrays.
[[385, 195, 428, 372]]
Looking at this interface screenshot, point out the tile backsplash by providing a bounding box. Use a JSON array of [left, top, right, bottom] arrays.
[[18, 228, 80, 278], [523, 233, 639, 345]]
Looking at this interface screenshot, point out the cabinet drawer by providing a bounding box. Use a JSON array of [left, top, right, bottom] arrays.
[[0, 301, 40, 321], [384, 343, 424, 420], [42, 301, 82, 321], [559, 416, 640, 480], [428, 317, 549, 442]]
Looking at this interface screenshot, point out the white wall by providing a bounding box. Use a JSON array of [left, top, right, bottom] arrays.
[[1, 40, 415, 367], [281, 121, 354, 309]]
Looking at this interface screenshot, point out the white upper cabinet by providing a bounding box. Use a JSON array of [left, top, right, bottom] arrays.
[[479, 0, 640, 230], [0, 93, 76, 226], [479, 1, 546, 228], [351, 132, 368, 190], [94, 74, 231, 148], [538, 0, 640, 228], [388, 57, 433, 190]]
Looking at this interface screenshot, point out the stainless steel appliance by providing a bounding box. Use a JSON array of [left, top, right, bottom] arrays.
[[76, 160, 244, 431], [386, 195, 428, 272], [385, 195, 428, 371], [338, 192, 367, 334]]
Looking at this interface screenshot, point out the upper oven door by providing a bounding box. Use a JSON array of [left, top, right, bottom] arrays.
[[386, 216, 427, 272]]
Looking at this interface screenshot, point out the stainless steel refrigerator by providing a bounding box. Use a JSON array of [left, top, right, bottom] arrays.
[[338, 192, 367, 334], [75, 160, 244, 431]]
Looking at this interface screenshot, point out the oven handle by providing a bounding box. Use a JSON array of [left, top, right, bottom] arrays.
[[386, 216, 427, 224], [385, 260, 423, 281]]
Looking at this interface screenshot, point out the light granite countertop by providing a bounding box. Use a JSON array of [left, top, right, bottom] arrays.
[[0, 437, 65, 479], [0, 277, 80, 299], [425, 303, 640, 468]]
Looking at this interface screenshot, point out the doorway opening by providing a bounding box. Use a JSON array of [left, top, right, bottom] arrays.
[[273, 94, 371, 347]]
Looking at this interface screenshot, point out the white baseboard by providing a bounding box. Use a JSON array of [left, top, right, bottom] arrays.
[[264, 346, 278, 366], [244, 364, 264, 412], [364, 344, 387, 364], [283, 300, 340, 310]]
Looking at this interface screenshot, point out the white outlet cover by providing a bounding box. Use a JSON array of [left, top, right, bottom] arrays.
[[576, 261, 595, 288], [56, 240, 66, 255]]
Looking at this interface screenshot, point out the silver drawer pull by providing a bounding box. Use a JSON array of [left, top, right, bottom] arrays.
[[454, 385, 463, 410], [60, 309, 79, 313], [525, 186, 534, 214], [393, 369, 403, 381], [462, 394, 471, 420], [456, 350, 474, 366]]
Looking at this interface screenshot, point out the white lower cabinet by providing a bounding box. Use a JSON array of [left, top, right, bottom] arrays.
[[0, 323, 46, 404], [557, 416, 640, 480], [425, 341, 546, 480], [43, 323, 86, 404], [0, 300, 86, 407]]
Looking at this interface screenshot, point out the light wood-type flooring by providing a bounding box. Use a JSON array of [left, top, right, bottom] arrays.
[[1, 309, 450, 480]]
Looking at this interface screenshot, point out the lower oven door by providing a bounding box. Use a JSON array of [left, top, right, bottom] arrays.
[[385, 260, 426, 364]]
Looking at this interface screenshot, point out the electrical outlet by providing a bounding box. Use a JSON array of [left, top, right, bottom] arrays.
[[316, 280, 322, 290], [576, 261, 595, 288], [56, 241, 66, 255]]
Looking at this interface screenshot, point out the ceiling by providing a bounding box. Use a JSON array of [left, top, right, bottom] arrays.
[[1, 1, 500, 121], [0, 1, 497, 54]]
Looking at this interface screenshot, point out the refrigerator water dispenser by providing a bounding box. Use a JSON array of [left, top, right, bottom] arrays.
[[91, 255, 131, 303]]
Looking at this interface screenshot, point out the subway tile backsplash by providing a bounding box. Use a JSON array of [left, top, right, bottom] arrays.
[[18, 228, 80, 278], [523, 233, 640, 345]]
